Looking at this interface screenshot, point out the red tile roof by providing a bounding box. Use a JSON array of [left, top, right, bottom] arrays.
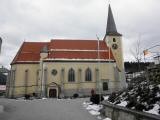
[[11, 39, 115, 64]]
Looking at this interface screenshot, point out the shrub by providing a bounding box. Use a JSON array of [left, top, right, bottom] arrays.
[[126, 101, 136, 108], [135, 103, 146, 111], [90, 94, 104, 104], [73, 93, 79, 98], [126, 97, 137, 108], [108, 92, 117, 103], [145, 104, 154, 111], [32, 93, 36, 97], [24, 94, 30, 100]]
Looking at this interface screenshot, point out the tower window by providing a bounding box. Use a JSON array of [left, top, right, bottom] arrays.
[[68, 68, 75, 82], [113, 38, 116, 42]]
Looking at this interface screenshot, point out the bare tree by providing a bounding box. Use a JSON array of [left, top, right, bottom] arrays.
[[130, 35, 143, 71]]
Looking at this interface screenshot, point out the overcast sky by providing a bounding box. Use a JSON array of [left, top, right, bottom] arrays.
[[0, 0, 160, 68]]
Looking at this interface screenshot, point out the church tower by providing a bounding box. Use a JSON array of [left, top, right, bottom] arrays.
[[104, 4, 124, 72], [104, 4, 126, 89]]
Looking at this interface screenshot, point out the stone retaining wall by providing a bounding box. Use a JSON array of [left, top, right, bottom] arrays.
[[102, 101, 160, 120]]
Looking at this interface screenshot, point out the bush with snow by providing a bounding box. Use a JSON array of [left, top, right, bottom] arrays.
[[107, 75, 160, 115], [90, 94, 104, 104]]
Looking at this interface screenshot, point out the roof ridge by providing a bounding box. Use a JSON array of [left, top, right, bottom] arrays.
[[51, 39, 103, 41], [24, 41, 49, 43]]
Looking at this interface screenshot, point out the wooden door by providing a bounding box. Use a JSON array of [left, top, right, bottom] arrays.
[[49, 89, 57, 98]]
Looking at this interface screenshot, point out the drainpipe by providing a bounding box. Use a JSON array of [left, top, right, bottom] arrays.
[[40, 59, 45, 98]]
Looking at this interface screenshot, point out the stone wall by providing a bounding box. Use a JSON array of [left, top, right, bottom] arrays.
[[102, 101, 160, 120]]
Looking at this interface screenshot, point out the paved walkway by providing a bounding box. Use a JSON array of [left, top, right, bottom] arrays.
[[0, 98, 98, 120]]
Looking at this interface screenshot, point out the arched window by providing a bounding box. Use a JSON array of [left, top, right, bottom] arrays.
[[68, 68, 75, 82], [85, 68, 92, 81], [113, 38, 116, 42]]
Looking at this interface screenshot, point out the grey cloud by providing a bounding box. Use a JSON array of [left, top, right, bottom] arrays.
[[0, 0, 160, 68]]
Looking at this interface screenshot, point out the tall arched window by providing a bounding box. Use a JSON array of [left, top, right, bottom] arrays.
[[85, 68, 92, 81], [68, 68, 75, 82]]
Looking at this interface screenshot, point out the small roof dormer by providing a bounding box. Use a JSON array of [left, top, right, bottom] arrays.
[[40, 45, 48, 53]]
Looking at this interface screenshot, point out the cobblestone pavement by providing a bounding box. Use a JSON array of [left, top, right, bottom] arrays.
[[0, 98, 98, 120]]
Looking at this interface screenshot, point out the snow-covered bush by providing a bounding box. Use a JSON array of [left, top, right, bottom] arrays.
[[73, 93, 79, 98], [24, 94, 30, 100], [90, 94, 104, 104], [107, 75, 160, 115]]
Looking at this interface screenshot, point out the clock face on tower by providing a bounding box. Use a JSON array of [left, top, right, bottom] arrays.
[[112, 44, 118, 50]]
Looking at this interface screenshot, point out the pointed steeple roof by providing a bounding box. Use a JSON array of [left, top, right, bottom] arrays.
[[105, 4, 121, 36]]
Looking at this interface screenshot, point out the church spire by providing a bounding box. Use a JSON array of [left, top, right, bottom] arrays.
[[105, 4, 121, 36]]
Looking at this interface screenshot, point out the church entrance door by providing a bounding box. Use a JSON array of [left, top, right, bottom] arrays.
[[49, 89, 57, 98]]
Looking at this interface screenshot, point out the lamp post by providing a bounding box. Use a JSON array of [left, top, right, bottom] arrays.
[[96, 35, 101, 103]]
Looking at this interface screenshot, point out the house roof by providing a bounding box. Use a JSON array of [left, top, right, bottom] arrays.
[[11, 39, 115, 64]]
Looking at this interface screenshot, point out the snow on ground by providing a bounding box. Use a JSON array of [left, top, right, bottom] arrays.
[[83, 101, 92, 107], [83, 101, 102, 116], [89, 110, 100, 116], [86, 104, 103, 111], [104, 96, 109, 100], [144, 104, 160, 115], [83, 101, 112, 120], [97, 116, 102, 119], [42, 97, 47, 100], [103, 118, 112, 120], [116, 101, 127, 107]]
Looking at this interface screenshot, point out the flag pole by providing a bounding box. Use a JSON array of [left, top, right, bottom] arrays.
[[96, 34, 101, 103]]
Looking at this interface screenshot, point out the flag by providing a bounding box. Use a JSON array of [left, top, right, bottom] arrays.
[[143, 50, 150, 56]]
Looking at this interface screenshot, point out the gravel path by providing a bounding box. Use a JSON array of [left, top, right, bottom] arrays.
[[0, 98, 98, 120]]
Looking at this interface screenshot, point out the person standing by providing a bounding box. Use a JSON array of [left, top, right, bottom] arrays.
[[91, 89, 95, 96]]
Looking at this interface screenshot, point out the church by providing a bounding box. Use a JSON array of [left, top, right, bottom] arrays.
[[6, 5, 126, 98]]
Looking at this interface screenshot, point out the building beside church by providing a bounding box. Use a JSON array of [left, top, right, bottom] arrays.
[[7, 5, 126, 98]]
